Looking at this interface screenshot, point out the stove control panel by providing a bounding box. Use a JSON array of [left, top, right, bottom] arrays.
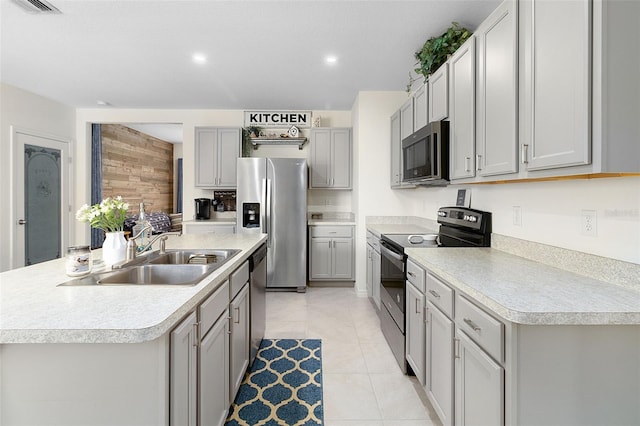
[[437, 206, 490, 232]]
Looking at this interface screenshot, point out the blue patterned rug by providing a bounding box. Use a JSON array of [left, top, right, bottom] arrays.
[[225, 339, 324, 426]]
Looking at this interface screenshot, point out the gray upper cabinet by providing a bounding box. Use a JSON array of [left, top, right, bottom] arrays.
[[390, 110, 402, 187], [450, 0, 640, 183], [400, 97, 414, 140], [476, 0, 518, 177], [413, 84, 429, 131], [519, 0, 591, 171], [429, 63, 449, 122], [391, 98, 418, 189], [448, 36, 476, 181], [517, 0, 640, 178], [195, 127, 241, 188], [309, 128, 352, 189]]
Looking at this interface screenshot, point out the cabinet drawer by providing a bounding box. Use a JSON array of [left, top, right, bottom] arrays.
[[456, 295, 504, 362], [199, 280, 230, 337], [366, 231, 380, 251], [406, 258, 425, 293], [230, 260, 249, 299], [426, 273, 454, 318], [310, 226, 353, 238]]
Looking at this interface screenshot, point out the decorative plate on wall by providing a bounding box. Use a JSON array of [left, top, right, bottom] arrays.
[[287, 125, 299, 138]]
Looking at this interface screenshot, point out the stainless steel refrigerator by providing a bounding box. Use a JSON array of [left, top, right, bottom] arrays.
[[236, 158, 307, 291]]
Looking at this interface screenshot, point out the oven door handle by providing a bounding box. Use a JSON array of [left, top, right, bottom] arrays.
[[380, 244, 404, 262]]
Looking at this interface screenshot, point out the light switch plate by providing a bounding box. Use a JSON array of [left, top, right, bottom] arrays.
[[456, 189, 471, 207]]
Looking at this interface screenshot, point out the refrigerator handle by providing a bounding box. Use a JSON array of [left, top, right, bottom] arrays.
[[266, 178, 272, 248], [261, 178, 267, 234]]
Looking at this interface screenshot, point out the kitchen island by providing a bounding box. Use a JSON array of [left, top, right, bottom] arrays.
[[0, 233, 267, 425], [406, 246, 640, 426]]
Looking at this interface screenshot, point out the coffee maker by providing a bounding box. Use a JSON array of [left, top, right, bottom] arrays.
[[194, 198, 211, 220]]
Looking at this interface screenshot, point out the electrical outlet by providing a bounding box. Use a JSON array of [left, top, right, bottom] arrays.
[[513, 206, 522, 226], [581, 210, 597, 237]]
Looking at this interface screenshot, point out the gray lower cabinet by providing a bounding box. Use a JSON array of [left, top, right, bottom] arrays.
[[405, 280, 425, 385], [365, 231, 381, 308], [171, 264, 251, 426], [200, 308, 230, 426], [366, 245, 381, 308], [309, 226, 354, 281], [455, 330, 504, 426], [425, 301, 454, 426], [229, 283, 250, 398], [171, 310, 199, 426]]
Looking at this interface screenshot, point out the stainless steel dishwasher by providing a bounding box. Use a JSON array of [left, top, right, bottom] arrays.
[[249, 243, 267, 366]]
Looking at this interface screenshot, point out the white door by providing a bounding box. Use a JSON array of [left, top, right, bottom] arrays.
[[12, 128, 70, 268]]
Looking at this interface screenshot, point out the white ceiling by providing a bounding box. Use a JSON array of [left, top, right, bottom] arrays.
[[1, 0, 500, 112], [125, 123, 183, 144]]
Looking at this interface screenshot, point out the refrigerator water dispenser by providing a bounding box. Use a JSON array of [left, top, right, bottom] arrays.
[[242, 203, 260, 228]]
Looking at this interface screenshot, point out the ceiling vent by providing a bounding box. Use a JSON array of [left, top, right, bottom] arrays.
[[11, 0, 61, 14]]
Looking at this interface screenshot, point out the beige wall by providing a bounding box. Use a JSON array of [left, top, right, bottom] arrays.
[[351, 91, 640, 293], [0, 83, 75, 272], [2, 83, 638, 277]]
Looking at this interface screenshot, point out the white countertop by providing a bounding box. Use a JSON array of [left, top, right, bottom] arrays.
[[367, 223, 438, 238], [308, 218, 356, 226], [0, 233, 267, 344], [308, 211, 356, 226], [183, 218, 236, 224], [406, 247, 640, 326]]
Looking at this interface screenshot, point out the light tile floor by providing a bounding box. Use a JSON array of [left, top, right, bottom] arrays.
[[265, 286, 443, 426]]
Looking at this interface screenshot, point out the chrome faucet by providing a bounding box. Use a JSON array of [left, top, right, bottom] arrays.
[[125, 227, 181, 261], [137, 231, 182, 254], [125, 225, 152, 261]]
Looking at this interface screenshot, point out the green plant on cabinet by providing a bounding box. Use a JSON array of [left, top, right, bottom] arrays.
[[414, 22, 472, 80]]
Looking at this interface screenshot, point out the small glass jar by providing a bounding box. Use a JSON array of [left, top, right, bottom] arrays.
[[66, 245, 92, 277]]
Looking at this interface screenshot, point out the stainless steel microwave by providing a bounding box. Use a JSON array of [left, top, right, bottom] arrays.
[[401, 120, 449, 184]]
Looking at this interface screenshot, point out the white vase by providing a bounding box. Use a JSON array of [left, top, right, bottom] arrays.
[[102, 231, 127, 266]]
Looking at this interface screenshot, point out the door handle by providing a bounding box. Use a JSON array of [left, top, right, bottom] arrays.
[[18, 219, 27, 225]]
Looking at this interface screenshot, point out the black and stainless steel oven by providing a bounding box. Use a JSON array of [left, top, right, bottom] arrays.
[[378, 206, 492, 373]]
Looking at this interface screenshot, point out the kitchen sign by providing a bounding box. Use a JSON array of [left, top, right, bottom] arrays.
[[244, 111, 312, 128]]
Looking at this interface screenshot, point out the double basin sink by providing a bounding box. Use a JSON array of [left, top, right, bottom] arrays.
[[59, 249, 241, 286]]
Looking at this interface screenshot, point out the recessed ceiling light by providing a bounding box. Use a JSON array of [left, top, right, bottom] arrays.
[[325, 55, 338, 64], [192, 53, 207, 65], [96, 100, 110, 106]]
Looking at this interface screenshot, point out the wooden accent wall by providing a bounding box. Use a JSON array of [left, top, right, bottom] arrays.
[[101, 124, 174, 214]]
